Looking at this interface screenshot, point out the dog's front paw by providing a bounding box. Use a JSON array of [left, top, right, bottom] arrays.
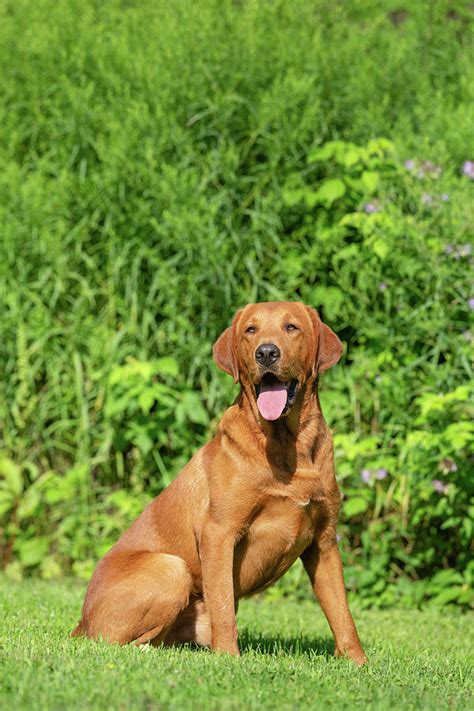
[[335, 645, 367, 666], [213, 642, 240, 656]]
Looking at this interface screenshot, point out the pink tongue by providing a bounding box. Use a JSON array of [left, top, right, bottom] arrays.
[[257, 381, 287, 421]]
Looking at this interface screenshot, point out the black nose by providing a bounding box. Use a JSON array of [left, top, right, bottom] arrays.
[[255, 343, 281, 367]]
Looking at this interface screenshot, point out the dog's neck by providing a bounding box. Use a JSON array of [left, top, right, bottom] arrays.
[[236, 380, 327, 470]]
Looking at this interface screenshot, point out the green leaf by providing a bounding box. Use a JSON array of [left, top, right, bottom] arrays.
[[312, 286, 344, 321], [17, 537, 49, 567], [280, 252, 304, 278], [360, 170, 379, 193], [372, 238, 389, 259], [176, 392, 209, 426], [104, 394, 133, 418], [17, 488, 40, 519], [138, 388, 156, 414], [431, 587, 464, 605], [131, 427, 154, 455], [154, 357, 180, 378], [40, 556, 63, 580], [0, 490, 15, 516], [339, 212, 365, 229], [430, 569, 464, 587], [0, 457, 22, 495], [307, 141, 347, 163], [282, 188, 305, 206], [43, 473, 74, 504], [417, 386, 471, 419], [367, 137, 395, 156], [343, 146, 363, 167], [462, 517, 473, 540], [443, 422, 474, 450], [343, 497, 369, 518], [311, 178, 346, 207]]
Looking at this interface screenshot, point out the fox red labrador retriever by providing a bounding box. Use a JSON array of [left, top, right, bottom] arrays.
[[72, 301, 366, 665]]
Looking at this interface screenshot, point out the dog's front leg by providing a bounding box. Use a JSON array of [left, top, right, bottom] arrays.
[[301, 540, 367, 665], [200, 516, 239, 655]]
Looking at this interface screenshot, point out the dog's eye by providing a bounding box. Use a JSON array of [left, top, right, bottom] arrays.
[[245, 326, 256, 334], [285, 323, 298, 332]]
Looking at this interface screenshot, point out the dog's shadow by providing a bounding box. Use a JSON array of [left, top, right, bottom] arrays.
[[238, 629, 335, 659], [175, 632, 334, 658]]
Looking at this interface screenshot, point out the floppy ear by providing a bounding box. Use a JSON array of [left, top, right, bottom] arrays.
[[307, 307, 343, 374], [212, 326, 239, 383], [318, 320, 344, 373]]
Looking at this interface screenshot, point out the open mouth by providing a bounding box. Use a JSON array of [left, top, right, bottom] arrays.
[[255, 373, 298, 421]]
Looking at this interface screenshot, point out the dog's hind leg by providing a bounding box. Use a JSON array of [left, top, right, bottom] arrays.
[[76, 551, 193, 645], [161, 596, 212, 648]]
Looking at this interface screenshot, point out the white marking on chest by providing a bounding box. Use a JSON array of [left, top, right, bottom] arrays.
[[296, 498, 311, 508]]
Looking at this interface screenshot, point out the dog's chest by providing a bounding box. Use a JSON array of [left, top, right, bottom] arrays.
[[234, 480, 328, 596], [257, 467, 328, 530], [249, 495, 319, 549], [270, 465, 327, 507]]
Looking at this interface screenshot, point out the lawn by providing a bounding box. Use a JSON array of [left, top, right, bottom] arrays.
[[0, 578, 471, 710]]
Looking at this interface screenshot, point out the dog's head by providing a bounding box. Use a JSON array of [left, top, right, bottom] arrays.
[[213, 301, 343, 421]]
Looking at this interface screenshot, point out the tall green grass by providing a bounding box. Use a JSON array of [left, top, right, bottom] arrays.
[[0, 0, 473, 603]]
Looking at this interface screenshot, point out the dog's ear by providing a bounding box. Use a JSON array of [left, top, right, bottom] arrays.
[[306, 307, 343, 375], [318, 319, 344, 373], [213, 324, 239, 383]]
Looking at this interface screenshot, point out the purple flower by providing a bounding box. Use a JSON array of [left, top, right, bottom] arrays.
[[421, 161, 442, 178], [441, 193, 450, 202], [462, 160, 474, 178], [432, 479, 448, 495], [469, 298, 474, 311], [361, 468, 388, 483], [444, 243, 472, 259], [439, 458, 457, 474], [364, 202, 379, 214], [379, 282, 388, 291], [412, 160, 442, 179], [421, 193, 433, 205], [336, 534, 342, 543]]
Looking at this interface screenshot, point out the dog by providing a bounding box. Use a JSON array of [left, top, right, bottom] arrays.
[[72, 301, 367, 665]]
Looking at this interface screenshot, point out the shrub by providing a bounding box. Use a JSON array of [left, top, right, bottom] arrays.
[[0, 0, 473, 606]]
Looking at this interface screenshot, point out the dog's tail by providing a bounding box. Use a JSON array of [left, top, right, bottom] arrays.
[[70, 621, 84, 638]]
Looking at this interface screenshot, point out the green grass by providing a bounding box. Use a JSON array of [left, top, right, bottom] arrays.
[[0, 578, 472, 710]]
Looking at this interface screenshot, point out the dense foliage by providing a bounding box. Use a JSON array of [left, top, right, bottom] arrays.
[[1, 0, 473, 607]]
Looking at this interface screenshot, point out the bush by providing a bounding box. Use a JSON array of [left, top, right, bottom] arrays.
[[0, 0, 473, 606]]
